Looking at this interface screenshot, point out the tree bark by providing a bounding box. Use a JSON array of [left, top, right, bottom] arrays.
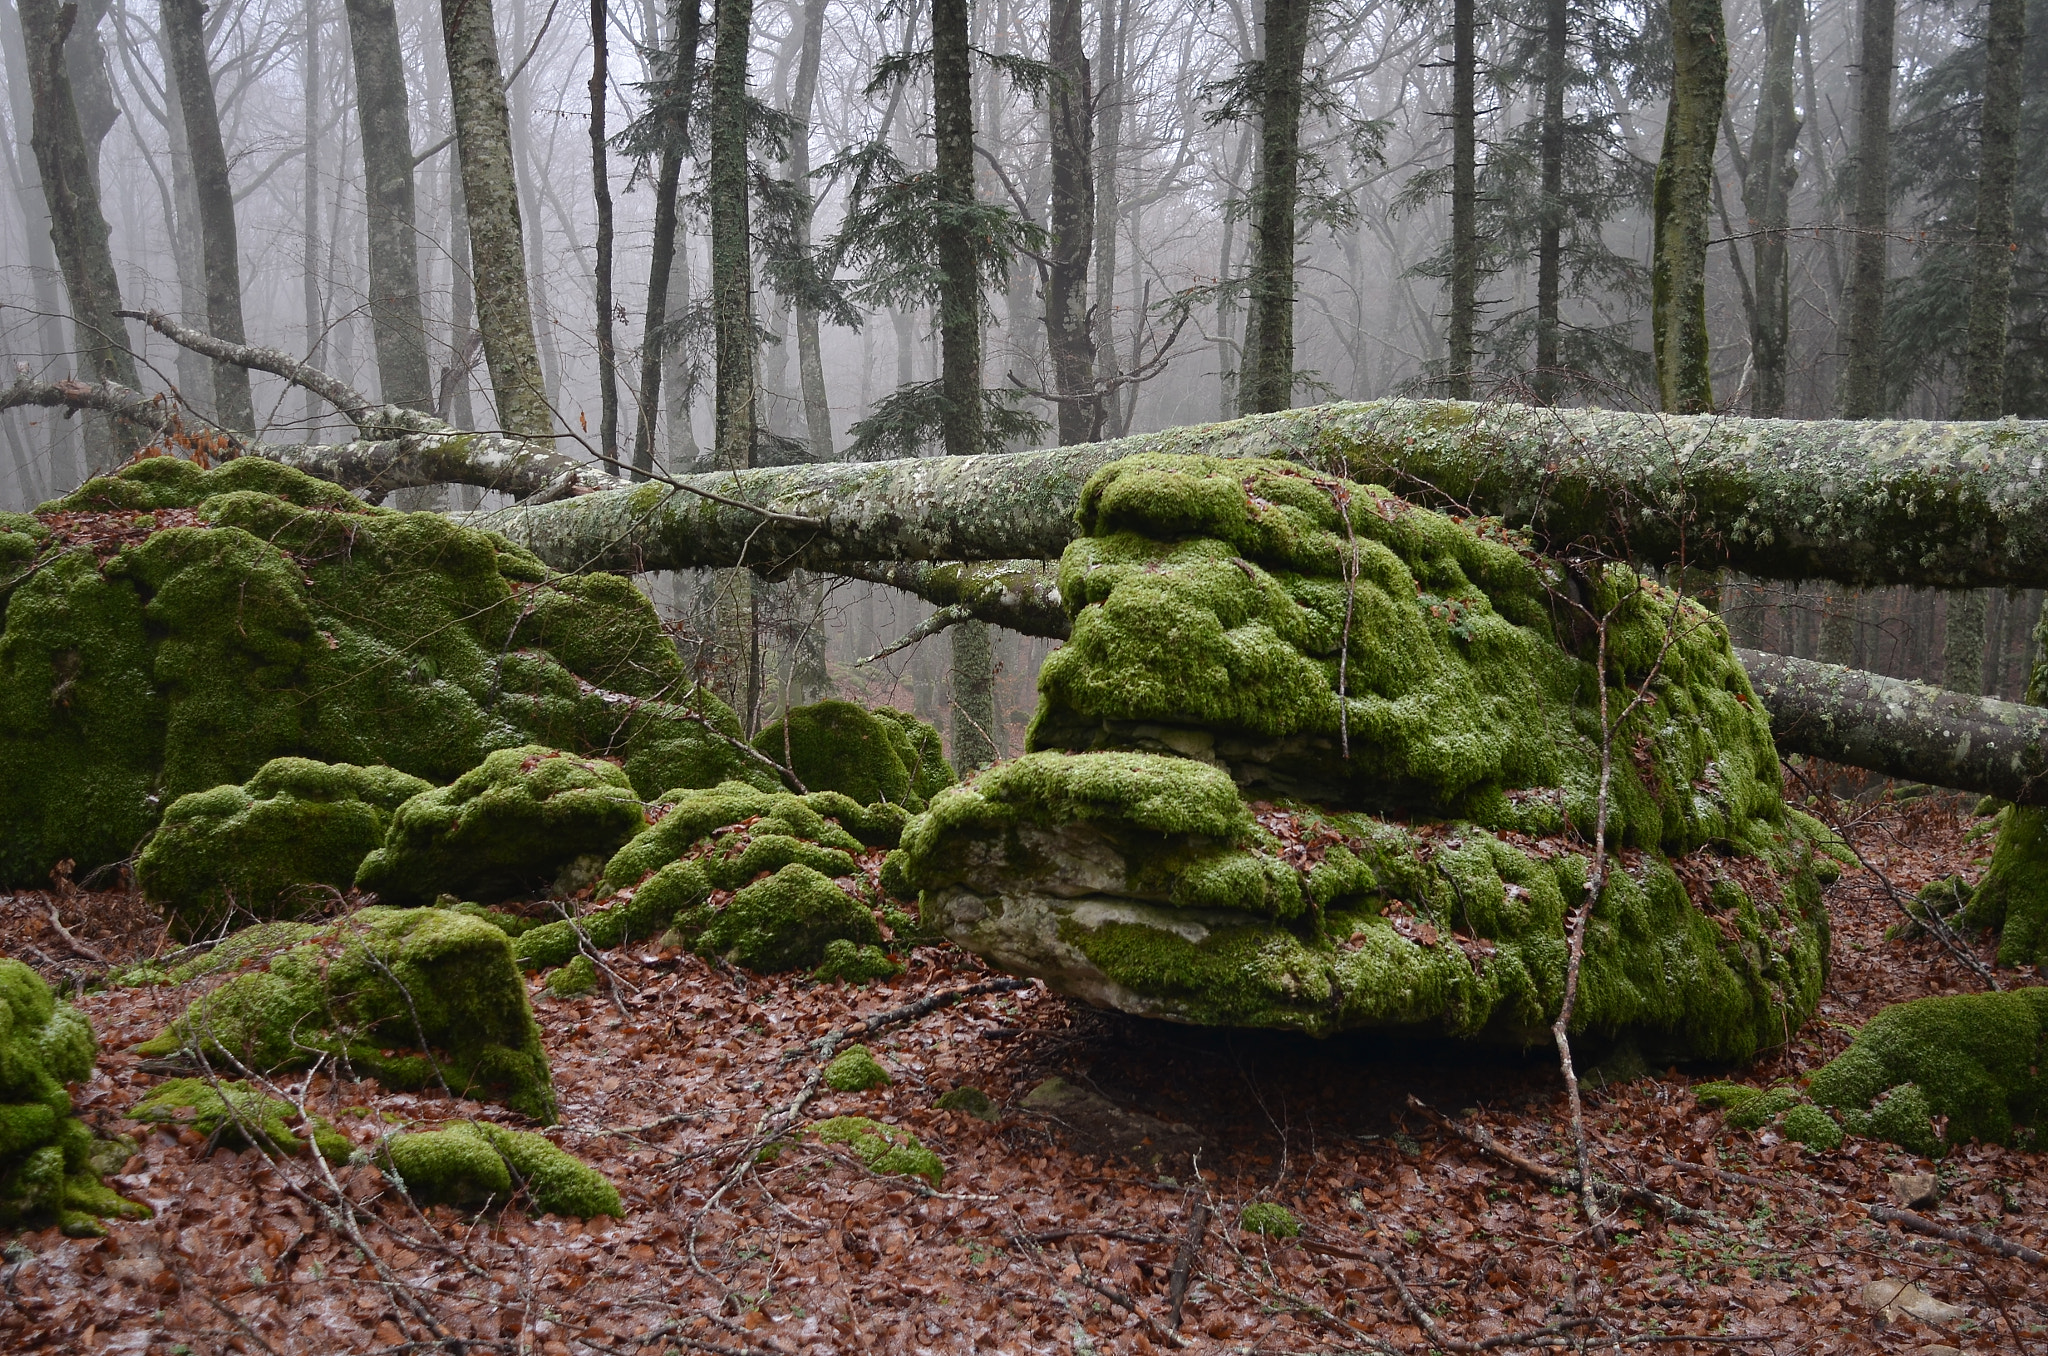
[[301, 0, 323, 434], [1045, 0, 1097, 444], [343, 0, 434, 412], [1944, 589, 1987, 695], [20, 0, 138, 469], [789, 0, 831, 460], [1533, 0, 1564, 404], [709, 0, 755, 472], [1091, 0, 1124, 435], [630, 0, 699, 480], [440, 0, 550, 439], [1238, 0, 1309, 415], [160, 0, 253, 432], [1840, 0, 1894, 418], [1446, 0, 1477, 401], [1743, 0, 1800, 417], [1651, 0, 1725, 414], [1957, 0, 2026, 420], [591, 0, 619, 464]]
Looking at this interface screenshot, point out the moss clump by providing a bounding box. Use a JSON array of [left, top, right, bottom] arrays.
[[1964, 805, 2048, 966], [602, 781, 873, 891], [934, 1086, 1000, 1121], [129, 1077, 351, 1161], [811, 1116, 943, 1186], [871, 708, 957, 805], [378, 1120, 622, 1217], [1, 458, 766, 888], [1779, 1103, 1844, 1152], [545, 955, 599, 997], [138, 758, 434, 937], [813, 939, 902, 984], [1694, 1081, 1802, 1130], [822, 1044, 892, 1091], [136, 907, 558, 1122], [0, 960, 148, 1235], [1240, 1202, 1300, 1237], [356, 747, 645, 906], [1807, 988, 2048, 1152], [679, 864, 885, 973], [752, 700, 956, 810]]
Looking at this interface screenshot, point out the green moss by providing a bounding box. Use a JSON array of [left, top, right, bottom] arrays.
[[138, 908, 558, 1122], [545, 955, 599, 997], [0, 960, 147, 1235], [1694, 1082, 1802, 1130], [2, 459, 764, 887], [934, 1086, 999, 1121], [870, 708, 957, 805], [1807, 988, 2048, 1152], [602, 781, 864, 890], [1779, 1103, 1843, 1152], [138, 758, 434, 937], [129, 1077, 350, 1161], [378, 1120, 622, 1218], [752, 700, 920, 808], [356, 747, 644, 905], [811, 1116, 943, 1186], [812, 940, 903, 984], [1965, 806, 2048, 966], [822, 1044, 892, 1091], [1239, 1202, 1300, 1237], [685, 864, 884, 972]]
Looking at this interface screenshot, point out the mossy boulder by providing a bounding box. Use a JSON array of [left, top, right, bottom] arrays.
[[1240, 1202, 1300, 1237], [0, 960, 147, 1235], [813, 939, 903, 984], [138, 757, 434, 937], [355, 747, 645, 906], [0, 458, 768, 888], [136, 907, 558, 1122], [751, 701, 956, 810], [377, 1120, 622, 1218], [128, 1077, 351, 1161], [1963, 805, 2048, 967], [678, 864, 886, 973], [822, 1044, 892, 1091]]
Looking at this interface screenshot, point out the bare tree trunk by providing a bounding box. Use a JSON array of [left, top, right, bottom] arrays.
[[1091, 0, 1124, 435], [1957, 0, 2026, 420], [443, 172, 478, 429], [1446, 0, 1477, 400], [709, 0, 759, 718], [631, 0, 699, 480], [1045, 0, 1096, 444], [302, 0, 323, 433], [1944, 589, 1987, 694], [1744, 0, 1800, 417], [1651, 0, 1725, 414], [1534, 0, 1564, 403], [154, 16, 215, 421], [789, 0, 831, 459], [1840, 0, 1894, 418], [439, 0, 549, 439], [1238, 0, 1309, 416], [591, 0, 619, 464], [343, 0, 433, 412]]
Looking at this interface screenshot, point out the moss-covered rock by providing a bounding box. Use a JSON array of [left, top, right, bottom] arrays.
[[0, 458, 767, 887], [128, 1077, 351, 1161], [1239, 1202, 1300, 1237], [0, 960, 147, 1235], [812, 939, 903, 984], [378, 1120, 621, 1217], [356, 747, 645, 906], [544, 955, 599, 997], [678, 864, 886, 972], [136, 907, 558, 1122], [811, 1116, 943, 1186], [750, 701, 957, 811], [1963, 805, 2048, 966], [934, 1086, 1000, 1121], [138, 758, 434, 937], [822, 1044, 892, 1091], [872, 708, 957, 806], [1779, 1103, 1844, 1151]]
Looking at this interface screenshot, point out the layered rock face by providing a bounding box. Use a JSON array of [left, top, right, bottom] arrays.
[[899, 456, 1836, 1059]]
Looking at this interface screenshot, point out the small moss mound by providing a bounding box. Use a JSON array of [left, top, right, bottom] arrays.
[[129, 1077, 351, 1161], [812, 939, 903, 984], [545, 955, 599, 997], [356, 746, 645, 906], [603, 781, 876, 890], [0, 960, 148, 1235], [681, 865, 886, 972], [752, 700, 921, 808], [1240, 1202, 1300, 1237], [811, 1116, 943, 1186], [2, 458, 766, 888], [1694, 1082, 1803, 1130], [378, 1120, 621, 1217], [138, 758, 434, 937], [136, 907, 558, 1122], [1779, 1103, 1843, 1152], [934, 1086, 1000, 1122], [822, 1044, 892, 1092]]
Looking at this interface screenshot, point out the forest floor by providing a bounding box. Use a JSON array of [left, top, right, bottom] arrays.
[[3, 768, 2045, 1356]]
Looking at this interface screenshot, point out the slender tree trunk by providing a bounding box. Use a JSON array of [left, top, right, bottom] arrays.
[[789, 0, 831, 459], [1840, 0, 1894, 417], [1045, 0, 1096, 443], [156, 18, 214, 421], [20, 0, 137, 471], [1446, 0, 1477, 400], [343, 0, 433, 411], [591, 0, 619, 464], [302, 0, 323, 433], [1943, 588, 1986, 693], [444, 173, 478, 429], [1092, 0, 1123, 434], [1533, 0, 1565, 403], [1238, 0, 1310, 416], [1957, 0, 2026, 419], [1744, 0, 1800, 417], [1651, 0, 1725, 414], [631, 0, 699, 480], [709, 0, 758, 718], [439, 0, 549, 439]]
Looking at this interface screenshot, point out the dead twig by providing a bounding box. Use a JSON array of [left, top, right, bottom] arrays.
[[43, 901, 109, 964], [1165, 1201, 1210, 1330], [1868, 1204, 2047, 1267]]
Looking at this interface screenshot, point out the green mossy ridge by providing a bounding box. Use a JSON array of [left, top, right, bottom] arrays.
[[1, 458, 764, 887], [128, 1077, 351, 1161], [378, 1120, 622, 1217], [822, 1044, 891, 1091], [136, 907, 558, 1122], [602, 781, 881, 891], [1031, 455, 1787, 856], [810, 1116, 943, 1186], [1964, 805, 2048, 967], [356, 746, 645, 906], [545, 956, 599, 997], [752, 701, 955, 810], [1239, 1202, 1300, 1237], [902, 753, 1829, 1055], [675, 864, 885, 973], [812, 940, 903, 984], [0, 960, 148, 1235], [138, 758, 434, 938]]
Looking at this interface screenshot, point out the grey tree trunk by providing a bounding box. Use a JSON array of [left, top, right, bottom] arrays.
[[1840, 0, 1894, 418], [1091, 0, 1124, 435], [591, 0, 619, 465], [161, 0, 253, 432], [1944, 589, 1987, 694], [301, 0, 323, 433], [1446, 0, 1477, 400], [1743, 0, 1800, 417], [1534, 0, 1564, 404], [442, 172, 478, 429], [630, 0, 699, 480], [1238, 0, 1309, 416], [1045, 0, 1096, 444], [708, 0, 759, 720], [343, 0, 433, 412], [1650, 0, 1725, 414], [789, 0, 831, 460], [439, 0, 550, 439], [1957, 0, 2026, 420], [156, 19, 215, 423]]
